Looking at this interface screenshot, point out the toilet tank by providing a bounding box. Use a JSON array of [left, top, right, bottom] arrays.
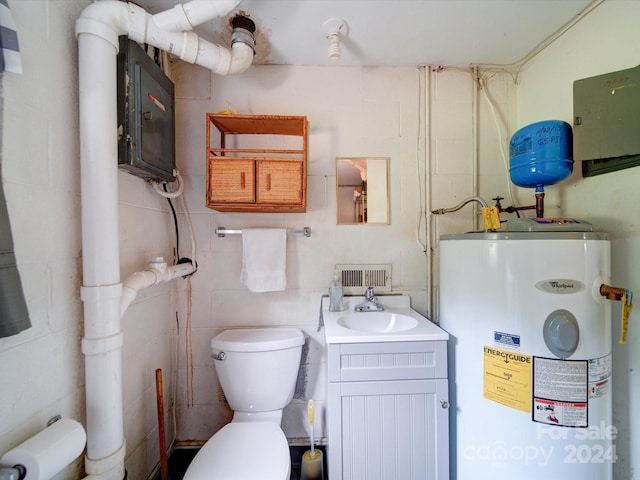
[[211, 328, 304, 413]]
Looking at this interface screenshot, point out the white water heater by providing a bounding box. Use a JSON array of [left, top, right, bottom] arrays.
[[439, 232, 613, 480]]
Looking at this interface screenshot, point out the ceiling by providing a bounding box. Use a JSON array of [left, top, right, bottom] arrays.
[[138, 0, 599, 68]]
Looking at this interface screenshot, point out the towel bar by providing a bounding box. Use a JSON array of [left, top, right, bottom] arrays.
[[215, 227, 311, 238]]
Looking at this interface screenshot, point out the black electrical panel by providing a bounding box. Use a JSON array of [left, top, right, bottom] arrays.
[[117, 36, 176, 183]]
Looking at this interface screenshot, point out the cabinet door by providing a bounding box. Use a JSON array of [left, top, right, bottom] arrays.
[[256, 160, 303, 204], [328, 379, 449, 480], [208, 159, 255, 204]]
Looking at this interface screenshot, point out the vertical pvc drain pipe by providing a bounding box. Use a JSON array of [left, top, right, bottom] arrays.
[[76, 2, 254, 478], [77, 28, 126, 480]]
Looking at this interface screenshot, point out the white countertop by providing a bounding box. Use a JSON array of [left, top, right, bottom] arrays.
[[323, 295, 449, 344]]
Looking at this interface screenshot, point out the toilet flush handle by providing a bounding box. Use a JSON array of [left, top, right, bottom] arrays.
[[211, 351, 226, 361]]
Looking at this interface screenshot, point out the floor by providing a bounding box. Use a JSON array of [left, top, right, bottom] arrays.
[[154, 445, 326, 480]]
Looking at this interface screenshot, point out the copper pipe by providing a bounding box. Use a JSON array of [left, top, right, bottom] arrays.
[[600, 284, 626, 301], [535, 192, 545, 218], [498, 204, 535, 214]]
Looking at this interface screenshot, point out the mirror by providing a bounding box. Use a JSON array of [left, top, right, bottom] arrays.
[[336, 157, 389, 224]]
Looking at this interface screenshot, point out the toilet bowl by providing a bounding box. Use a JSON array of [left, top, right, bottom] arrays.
[[183, 422, 290, 479], [183, 327, 304, 480]]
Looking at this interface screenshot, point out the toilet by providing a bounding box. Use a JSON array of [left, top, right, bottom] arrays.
[[183, 327, 305, 480]]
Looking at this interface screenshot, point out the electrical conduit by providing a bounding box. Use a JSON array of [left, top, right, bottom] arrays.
[[75, 2, 254, 479]]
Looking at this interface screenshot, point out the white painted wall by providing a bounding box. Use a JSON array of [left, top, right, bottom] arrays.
[[3, 1, 635, 480], [172, 64, 430, 443], [0, 2, 88, 479], [169, 60, 516, 445], [0, 3, 515, 476], [0, 2, 179, 479], [516, 2, 640, 478]]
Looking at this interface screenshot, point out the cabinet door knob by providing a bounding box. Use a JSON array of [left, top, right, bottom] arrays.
[[440, 400, 449, 409], [240, 172, 246, 189]]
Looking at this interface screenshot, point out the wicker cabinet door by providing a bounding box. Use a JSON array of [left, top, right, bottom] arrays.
[[208, 159, 255, 204], [256, 160, 303, 204]]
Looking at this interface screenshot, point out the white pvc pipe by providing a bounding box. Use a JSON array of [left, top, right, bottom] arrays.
[[471, 66, 480, 231], [77, 34, 121, 287], [77, 30, 125, 477], [121, 262, 195, 318], [76, 1, 252, 478], [153, 1, 240, 32], [76, 1, 253, 75]]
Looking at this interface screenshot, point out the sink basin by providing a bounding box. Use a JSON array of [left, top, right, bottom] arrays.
[[322, 295, 449, 344], [337, 312, 418, 333]]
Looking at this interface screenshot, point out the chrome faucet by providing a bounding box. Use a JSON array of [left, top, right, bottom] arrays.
[[354, 286, 384, 312]]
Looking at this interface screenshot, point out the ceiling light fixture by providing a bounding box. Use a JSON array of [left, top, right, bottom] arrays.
[[321, 17, 348, 62]]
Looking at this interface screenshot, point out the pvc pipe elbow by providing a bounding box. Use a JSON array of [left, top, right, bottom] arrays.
[[228, 17, 256, 74], [120, 287, 138, 318], [202, 18, 255, 75], [76, 1, 132, 48], [228, 41, 254, 74], [120, 271, 157, 316]]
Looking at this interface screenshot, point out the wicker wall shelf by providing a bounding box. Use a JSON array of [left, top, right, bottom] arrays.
[[206, 114, 308, 213]]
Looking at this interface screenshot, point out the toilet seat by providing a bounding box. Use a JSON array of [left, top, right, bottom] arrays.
[[183, 422, 290, 480]]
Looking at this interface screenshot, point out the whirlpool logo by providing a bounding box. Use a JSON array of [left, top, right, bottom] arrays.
[[535, 279, 584, 294]]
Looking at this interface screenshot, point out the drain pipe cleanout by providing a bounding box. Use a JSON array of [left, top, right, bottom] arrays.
[[76, 2, 254, 479]]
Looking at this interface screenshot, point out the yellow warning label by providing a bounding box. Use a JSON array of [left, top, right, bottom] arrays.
[[483, 346, 532, 413]]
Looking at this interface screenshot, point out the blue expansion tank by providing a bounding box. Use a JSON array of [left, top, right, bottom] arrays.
[[509, 120, 573, 192]]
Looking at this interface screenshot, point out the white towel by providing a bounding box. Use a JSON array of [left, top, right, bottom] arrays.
[[240, 228, 287, 292]]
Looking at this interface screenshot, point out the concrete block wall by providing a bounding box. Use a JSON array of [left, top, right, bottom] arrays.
[[9, 2, 639, 480], [171, 63, 514, 447], [0, 2, 179, 479], [0, 3, 515, 477]]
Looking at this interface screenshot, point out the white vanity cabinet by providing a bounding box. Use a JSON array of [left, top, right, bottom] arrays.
[[327, 340, 449, 480]]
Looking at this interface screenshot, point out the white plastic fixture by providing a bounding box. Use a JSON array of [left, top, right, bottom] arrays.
[[120, 259, 195, 317], [75, 2, 254, 479], [321, 17, 348, 62]]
